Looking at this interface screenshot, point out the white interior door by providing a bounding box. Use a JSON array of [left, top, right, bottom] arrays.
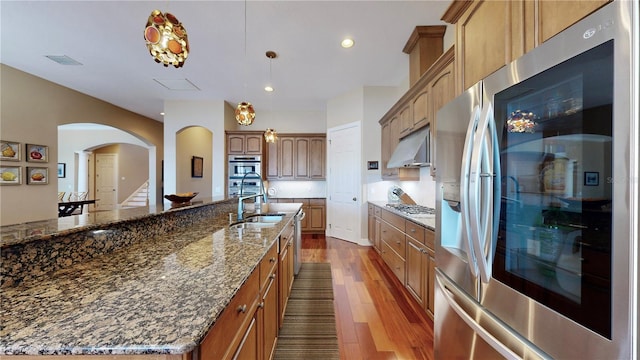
[[95, 154, 118, 210], [327, 122, 361, 244]]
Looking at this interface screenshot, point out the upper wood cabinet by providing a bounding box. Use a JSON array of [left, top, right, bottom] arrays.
[[266, 134, 325, 181], [442, 0, 610, 94], [226, 131, 264, 155], [379, 46, 454, 180]]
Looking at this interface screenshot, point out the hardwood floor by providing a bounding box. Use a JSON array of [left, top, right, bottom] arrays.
[[300, 234, 435, 360]]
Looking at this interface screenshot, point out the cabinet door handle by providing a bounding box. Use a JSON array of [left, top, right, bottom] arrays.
[[237, 304, 247, 313], [410, 228, 416, 233]]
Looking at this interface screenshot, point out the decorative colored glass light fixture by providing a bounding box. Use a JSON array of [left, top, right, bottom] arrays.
[[236, 0, 255, 126], [264, 128, 278, 143], [235, 102, 256, 126], [144, 10, 189, 68]]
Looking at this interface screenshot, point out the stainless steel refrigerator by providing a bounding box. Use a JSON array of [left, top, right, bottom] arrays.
[[434, 1, 638, 358]]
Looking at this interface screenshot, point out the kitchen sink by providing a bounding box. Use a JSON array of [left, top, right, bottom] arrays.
[[245, 214, 284, 223], [230, 221, 276, 229]]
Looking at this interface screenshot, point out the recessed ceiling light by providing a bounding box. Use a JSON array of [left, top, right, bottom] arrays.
[[264, 85, 274, 92], [341, 38, 355, 48]]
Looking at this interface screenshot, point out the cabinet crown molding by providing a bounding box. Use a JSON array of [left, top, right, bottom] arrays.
[[441, 0, 473, 24], [402, 25, 448, 54]]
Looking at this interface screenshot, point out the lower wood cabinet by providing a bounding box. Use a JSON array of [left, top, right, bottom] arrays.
[[369, 203, 436, 319], [278, 223, 295, 327], [200, 268, 260, 360], [200, 238, 285, 360], [272, 198, 326, 234]]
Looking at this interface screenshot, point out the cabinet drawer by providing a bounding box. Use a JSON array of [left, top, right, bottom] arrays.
[[374, 206, 381, 217], [405, 220, 425, 244], [381, 240, 406, 284], [200, 268, 260, 360], [380, 221, 405, 259], [260, 242, 278, 291], [381, 209, 405, 231], [309, 198, 325, 206], [279, 222, 294, 252], [425, 228, 435, 250]]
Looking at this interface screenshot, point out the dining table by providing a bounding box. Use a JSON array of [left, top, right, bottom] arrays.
[[57, 199, 96, 217]]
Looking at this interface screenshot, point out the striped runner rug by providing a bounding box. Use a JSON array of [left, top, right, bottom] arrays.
[[274, 262, 339, 360]]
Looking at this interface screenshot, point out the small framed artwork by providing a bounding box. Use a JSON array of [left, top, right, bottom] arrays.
[[0, 140, 21, 161], [26, 144, 48, 162], [26, 167, 48, 185], [192, 156, 203, 178], [584, 171, 599, 186], [57, 163, 66, 178], [0, 166, 22, 185]]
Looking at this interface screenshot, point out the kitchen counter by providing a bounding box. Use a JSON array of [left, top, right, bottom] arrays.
[[369, 201, 436, 231], [0, 201, 302, 356]]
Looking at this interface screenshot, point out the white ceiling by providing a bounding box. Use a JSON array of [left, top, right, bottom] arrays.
[[1, 1, 451, 123]]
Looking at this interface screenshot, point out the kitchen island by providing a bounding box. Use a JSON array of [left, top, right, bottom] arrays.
[[0, 199, 302, 357]]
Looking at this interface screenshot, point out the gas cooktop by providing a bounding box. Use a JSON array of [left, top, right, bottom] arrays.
[[385, 203, 435, 217]]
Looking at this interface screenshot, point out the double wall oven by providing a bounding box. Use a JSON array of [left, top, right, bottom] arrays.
[[228, 155, 262, 197]]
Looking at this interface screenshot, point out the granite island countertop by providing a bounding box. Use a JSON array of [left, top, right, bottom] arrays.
[[0, 202, 302, 356]]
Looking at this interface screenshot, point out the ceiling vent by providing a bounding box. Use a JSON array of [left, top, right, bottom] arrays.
[[153, 78, 200, 91], [45, 55, 82, 65]]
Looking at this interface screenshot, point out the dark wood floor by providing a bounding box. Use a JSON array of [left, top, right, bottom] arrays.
[[300, 234, 435, 360]]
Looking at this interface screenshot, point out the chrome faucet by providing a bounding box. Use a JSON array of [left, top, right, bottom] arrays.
[[237, 172, 268, 221]]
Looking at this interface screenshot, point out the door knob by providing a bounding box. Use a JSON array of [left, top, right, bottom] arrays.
[[352, 197, 357, 201]]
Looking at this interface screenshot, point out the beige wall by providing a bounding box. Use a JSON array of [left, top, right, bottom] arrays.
[[176, 127, 213, 197], [94, 144, 149, 203], [0, 64, 163, 225]]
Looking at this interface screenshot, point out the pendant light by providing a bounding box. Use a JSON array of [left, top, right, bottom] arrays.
[[144, 10, 189, 68], [236, 0, 256, 126], [264, 51, 278, 143]]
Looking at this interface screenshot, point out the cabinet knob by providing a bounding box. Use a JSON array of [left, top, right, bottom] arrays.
[[237, 304, 247, 313], [410, 228, 416, 233], [270, 257, 276, 263], [270, 274, 276, 279], [258, 302, 265, 309]]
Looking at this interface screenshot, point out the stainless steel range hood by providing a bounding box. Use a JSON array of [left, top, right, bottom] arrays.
[[387, 126, 431, 168]]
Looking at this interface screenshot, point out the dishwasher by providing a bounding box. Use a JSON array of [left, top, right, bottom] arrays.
[[293, 209, 305, 275]]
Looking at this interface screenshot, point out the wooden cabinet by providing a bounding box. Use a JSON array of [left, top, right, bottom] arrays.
[[442, 0, 610, 94], [427, 51, 455, 177], [258, 242, 279, 360], [368, 204, 383, 252], [266, 134, 325, 180], [410, 89, 430, 135], [227, 131, 264, 155], [278, 223, 295, 327], [406, 236, 428, 308], [374, 204, 436, 320], [379, 209, 406, 283], [200, 268, 260, 360], [278, 198, 325, 234]]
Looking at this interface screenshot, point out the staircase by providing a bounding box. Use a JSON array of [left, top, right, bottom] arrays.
[[121, 181, 149, 208]]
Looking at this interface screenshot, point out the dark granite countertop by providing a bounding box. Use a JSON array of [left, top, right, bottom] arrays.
[[0, 202, 302, 356]]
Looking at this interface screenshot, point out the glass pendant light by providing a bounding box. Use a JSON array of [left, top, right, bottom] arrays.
[[236, 0, 255, 125], [144, 10, 189, 68], [264, 128, 278, 143]]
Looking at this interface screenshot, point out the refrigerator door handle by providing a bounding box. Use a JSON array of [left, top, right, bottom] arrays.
[[436, 271, 550, 360], [470, 103, 502, 283], [460, 105, 482, 277]]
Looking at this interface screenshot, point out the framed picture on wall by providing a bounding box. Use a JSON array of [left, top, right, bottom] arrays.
[[192, 156, 203, 178], [1, 140, 21, 161], [58, 163, 66, 178], [0, 166, 22, 185], [26, 167, 48, 185], [26, 144, 48, 162]]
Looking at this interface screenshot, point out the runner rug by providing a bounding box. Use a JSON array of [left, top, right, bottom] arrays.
[[273, 262, 339, 360]]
